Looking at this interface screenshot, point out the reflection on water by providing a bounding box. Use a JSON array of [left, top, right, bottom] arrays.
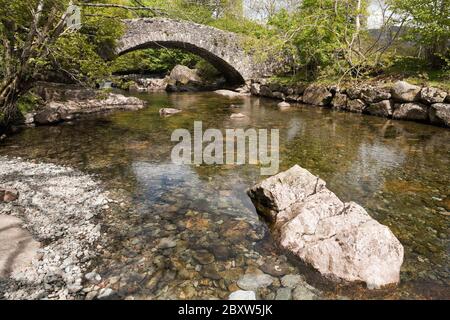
[[0, 91, 449, 299]]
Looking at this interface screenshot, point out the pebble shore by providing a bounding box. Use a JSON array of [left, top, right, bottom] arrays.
[[0, 157, 113, 300]]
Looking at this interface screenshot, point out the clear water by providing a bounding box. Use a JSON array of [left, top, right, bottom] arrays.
[[1, 91, 449, 299]]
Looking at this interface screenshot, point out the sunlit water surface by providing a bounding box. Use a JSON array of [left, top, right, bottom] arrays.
[[1, 92, 449, 299]]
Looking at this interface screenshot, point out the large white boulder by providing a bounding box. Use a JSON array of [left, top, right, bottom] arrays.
[[247, 165, 404, 289]]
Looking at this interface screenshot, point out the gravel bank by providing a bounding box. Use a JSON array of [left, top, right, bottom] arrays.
[[0, 157, 111, 300]]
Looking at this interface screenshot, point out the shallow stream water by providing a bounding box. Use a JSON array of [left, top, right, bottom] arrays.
[[1, 92, 449, 299]]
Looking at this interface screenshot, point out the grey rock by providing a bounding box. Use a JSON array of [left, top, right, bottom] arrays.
[[260, 262, 290, 277], [286, 95, 301, 102], [292, 286, 317, 300], [214, 90, 246, 98], [158, 237, 177, 249], [359, 86, 391, 103], [331, 93, 348, 109], [259, 85, 273, 98], [420, 87, 447, 104], [302, 85, 332, 106], [281, 275, 305, 288], [364, 100, 393, 117], [393, 103, 428, 121], [85, 272, 102, 284], [278, 101, 291, 108], [229, 290, 256, 300], [272, 91, 285, 100], [85, 290, 98, 300], [346, 99, 366, 113], [159, 108, 182, 116], [429, 103, 450, 127], [230, 113, 247, 119], [34, 110, 61, 125], [97, 288, 114, 300], [247, 165, 326, 222], [169, 65, 201, 85], [237, 273, 275, 291], [391, 81, 421, 102], [275, 288, 292, 300], [346, 87, 361, 100]]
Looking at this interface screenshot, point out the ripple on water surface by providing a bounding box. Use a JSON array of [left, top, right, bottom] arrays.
[[1, 91, 449, 299]]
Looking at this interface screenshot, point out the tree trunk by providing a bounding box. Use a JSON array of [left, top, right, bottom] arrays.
[[0, 77, 26, 128]]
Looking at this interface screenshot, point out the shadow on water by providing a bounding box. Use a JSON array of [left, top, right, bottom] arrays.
[[1, 91, 449, 299]]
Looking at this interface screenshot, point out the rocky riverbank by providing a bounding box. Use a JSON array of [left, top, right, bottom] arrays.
[[0, 157, 115, 300], [18, 83, 146, 127], [249, 80, 450, 128]]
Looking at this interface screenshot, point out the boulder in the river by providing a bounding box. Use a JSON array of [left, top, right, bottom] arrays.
[[364, 100, 393, 117], [429, 103, 450, 127], [420, 87, 448, 104], [278, 101, 291, 109], [247, 165, 404, 289], [0, 187, 19, 202], [331, 93, 348, 109], [159, 108, 182, 116], [346, 99, 366, 113], [393, 103, 428, 121], [169, 65, 201, 85], [302, 85, 332, 106], [215, 90, 247, 99], [34, 109, 61, 125], [391, 81, 421, 102], [230, 113, 247, 119]]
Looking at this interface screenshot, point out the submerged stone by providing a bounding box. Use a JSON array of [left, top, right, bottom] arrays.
[[229, 290, 256, 300]]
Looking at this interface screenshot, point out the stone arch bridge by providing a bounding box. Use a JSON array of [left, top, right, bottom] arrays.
[[116, 18, 274, 85]]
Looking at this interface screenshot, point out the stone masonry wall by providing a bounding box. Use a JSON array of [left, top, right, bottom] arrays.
[[249, 80, 450, 128], [117, 18, 275, 84]]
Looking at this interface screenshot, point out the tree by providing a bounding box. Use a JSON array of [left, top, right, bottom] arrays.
[[389, 0, 450, 68], [0, 1, 133, 129], [268, 0, 372, 79]]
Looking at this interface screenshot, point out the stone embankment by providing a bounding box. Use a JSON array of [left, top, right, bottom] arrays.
[[248, 165, 404, 289], [249, 80, 450, 128]]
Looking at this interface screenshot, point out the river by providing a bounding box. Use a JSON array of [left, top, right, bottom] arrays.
[[1, 91, 449, 299]]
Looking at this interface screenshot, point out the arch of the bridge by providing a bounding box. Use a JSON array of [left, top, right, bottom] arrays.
[[116, 18, 264, 85]]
